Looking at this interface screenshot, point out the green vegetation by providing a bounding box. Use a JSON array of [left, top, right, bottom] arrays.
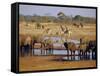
[[73, 15, 96, 23], [19, 12, 96, 24], [36, 23, 41, 29]]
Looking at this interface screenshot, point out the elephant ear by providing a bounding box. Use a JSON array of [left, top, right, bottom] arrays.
[[68, 42, 77, 51], [19, 34, 26, 46], [24, 36, 32, 45], [78, 44, 87, 52]]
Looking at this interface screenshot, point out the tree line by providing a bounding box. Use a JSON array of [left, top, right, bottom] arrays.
[[19, 12, 96, 24]]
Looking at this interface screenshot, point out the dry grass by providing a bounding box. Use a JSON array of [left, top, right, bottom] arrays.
[[19, 22, 96, 41], [19, 22, 96, 71]]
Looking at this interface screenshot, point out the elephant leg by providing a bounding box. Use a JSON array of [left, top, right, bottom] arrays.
[[32, 48, 34, 56], [41, 49, 42, 55], [85, 51, 87, 59], [52, 47, 53, 55], [92, 51, 94, 59], [20, 46, 22, 57], [46, 49, 48, 55], [30, 46, 32, 56], [21, 46, 24, 57], [78, 51, 80, 60], [72, 51, 75, 60], [80, 51, 83, 60], [32, 45, 34, 56], [67, 50, 69, 60], [71, 51, 73, 60]]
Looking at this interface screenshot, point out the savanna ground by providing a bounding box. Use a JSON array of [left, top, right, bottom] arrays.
[[19, 22, 96, 71], [19, 56, 96, 71]]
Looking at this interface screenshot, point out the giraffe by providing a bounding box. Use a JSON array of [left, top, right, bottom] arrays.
[[59, 25, 72, 39]]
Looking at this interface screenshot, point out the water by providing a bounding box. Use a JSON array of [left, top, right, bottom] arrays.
[[32, 49, 68, 55], [33, 49, 79, 55], [62, 56, 80, 61], [53, 50, 67, 55], [32, 49, 96, 60]]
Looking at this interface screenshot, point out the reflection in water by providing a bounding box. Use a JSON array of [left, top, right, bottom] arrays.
[[62, 54, 96, 61], [62, 56, 80, 61], [32, 49, 96, 60]]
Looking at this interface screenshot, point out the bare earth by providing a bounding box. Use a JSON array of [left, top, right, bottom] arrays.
[[19, 56, 96, 71]]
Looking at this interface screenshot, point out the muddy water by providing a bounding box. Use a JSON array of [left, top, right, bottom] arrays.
[[32, 49, 96, 60]]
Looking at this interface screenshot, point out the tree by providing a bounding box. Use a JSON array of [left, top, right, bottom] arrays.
[[36, 23, 41, 29], [57, 12, 70, 23], [74, 15, 83, 21], [19, 15, 26, 22], [57, 12, 66, 20]]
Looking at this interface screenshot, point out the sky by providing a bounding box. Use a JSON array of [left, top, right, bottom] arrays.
[[19, 4, 96, 18]]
